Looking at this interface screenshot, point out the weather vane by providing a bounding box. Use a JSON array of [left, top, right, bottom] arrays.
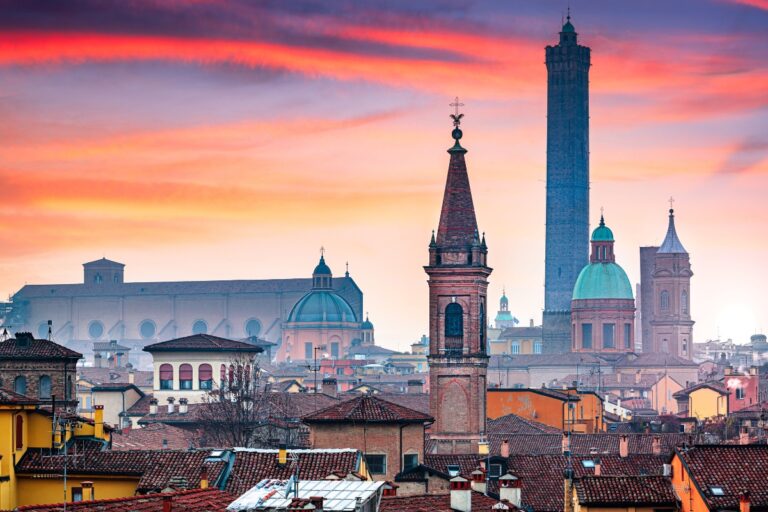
[[450, 96, 464, 128]]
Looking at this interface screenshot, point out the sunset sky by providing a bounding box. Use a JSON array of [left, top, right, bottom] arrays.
[[1, 0, 766, 351]]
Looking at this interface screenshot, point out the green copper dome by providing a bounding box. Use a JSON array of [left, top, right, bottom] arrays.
[[591, 215, 614, 241], [288, 290, 357, 323], [572, 262, 633, 300], [562, 20, 575, 33]]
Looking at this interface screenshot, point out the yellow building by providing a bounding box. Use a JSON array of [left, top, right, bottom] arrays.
[[0, 389, 110, 509], [673, 382, 728, 420], [648, 374, 683, 415]]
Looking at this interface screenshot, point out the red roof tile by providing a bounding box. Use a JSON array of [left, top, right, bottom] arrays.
[[488, 433, 690, 456], [0, 387, 40, 405], [224, 449, 362, 496], [143, 334, 263, 353], [111, 424, 202, 451], [487, 413, 561, 434], [574, 475, 677, 506], [676, 445, 768, 510], [0, 333, 81, 359], [15, 488, 233, 512], [673, 381, 727, 398], [303, 394, 433, 423], [380, 491, 504, 512]]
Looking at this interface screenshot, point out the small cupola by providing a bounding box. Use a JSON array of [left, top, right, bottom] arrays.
[[590, 214, 615, 263], [312, 251, 333, 289]]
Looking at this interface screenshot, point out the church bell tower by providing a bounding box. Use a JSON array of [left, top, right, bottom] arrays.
[[425, 103, 491, 454]]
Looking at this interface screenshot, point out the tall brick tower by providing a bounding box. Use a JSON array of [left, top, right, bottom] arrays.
[[646, 207, 694, 358], [542, 14, 591, 353], [425, 107, 491, 455]]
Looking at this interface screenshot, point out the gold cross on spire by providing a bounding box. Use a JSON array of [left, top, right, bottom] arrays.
[[320, 246, 325, 257]]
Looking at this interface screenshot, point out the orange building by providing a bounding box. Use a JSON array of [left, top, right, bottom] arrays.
[[487, 388, 604, 433], [670, 445, 767, 512]]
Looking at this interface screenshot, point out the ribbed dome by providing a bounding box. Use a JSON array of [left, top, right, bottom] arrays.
[[573, 262, 633, 300], [313, 255, 332, 276], [288, 290, 357, 323], [361, 315, 374, 330]]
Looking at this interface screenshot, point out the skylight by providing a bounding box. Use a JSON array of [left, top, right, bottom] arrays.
[[581, 460, 596, 468], [710, 487, 725, 496], [447, 464, 461, 477]]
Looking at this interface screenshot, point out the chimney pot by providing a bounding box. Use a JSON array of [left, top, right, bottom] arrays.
[[149, 398, 158, 415], [740, 492, 751, 512], [499, 472, 521, 507], [167, 397, 175, 414], [594, 458, 601, 476], [309, 496, 324, 511], [501, 439, 510, 458], [449, 477, 472, 512], [321, 377, 338, 399], [652, 436, 662, 456], [162, 495, 172, 512], [619, 435, 629, 458], [407, 379, 424, 394]]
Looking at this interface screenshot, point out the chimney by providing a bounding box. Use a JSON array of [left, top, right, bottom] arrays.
[[407, 379, 424, 394], [149, 398, 158, 415], [562, 432, 570, 455], [167, 397, 175, 414], [529, 319, 534, 328], [616, 372, 622, 384], [178, 398, 188, 414], [449, 477, 472, 512], [321, 377, 337, 398], [740, 427, 750, 445], [470, 468, 486, 495], [501, 439, 510, 458], [128, 368, 135, 384], [309, 496, 324, 511], [594, 457, 601, 476], [619, 435, 629, 458], [94, 405, 104, 440], [81, 481, 94, 501], [277, 443, 288, 465], [499, 472, 521, 508], [725, 365, 733, 376], [635, 370, 642, 384], [652, 436, 661, 456], [94, 352, 103, 368], [162, 495, 172, 512], [200, 466, 209, 489], [740, 492, 751, 512], [749, 366, 758, 376], [382, 482, 398, 497]]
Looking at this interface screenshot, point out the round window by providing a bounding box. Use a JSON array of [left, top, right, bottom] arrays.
[[192, 320, 208, 335], [245, 318, 262, 338], [140, 320, 156, 339], [88, 321, 104, 339]]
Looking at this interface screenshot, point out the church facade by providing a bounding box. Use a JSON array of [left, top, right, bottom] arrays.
[[425, 111, 490, 455], [5, 257, 364, 368]]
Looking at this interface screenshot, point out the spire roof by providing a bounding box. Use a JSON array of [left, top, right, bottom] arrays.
[[658, 209, 687, 254], [436, 110, 479, 248]]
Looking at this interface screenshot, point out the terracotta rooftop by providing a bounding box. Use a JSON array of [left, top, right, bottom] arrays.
[[78, 367, 153, 388], [15, 488, 234, 512], [143, 334, 263, 353], [303, 394, 433, 424], [380, 491, 504, 511], [224, 448, 362, 496], [0, 332, 82, 359], [111, 423, 202, 451], [0, 387, 40, 405], [487, 413, 561, 435], [488, 433, 689, 456], [574, 475, 677, 507], [487, 387, 581, 402], [616, 352, 698, 368], [488, 353, 603, 368], [676, 445, 768, 510], [673, 381, 728, 398]]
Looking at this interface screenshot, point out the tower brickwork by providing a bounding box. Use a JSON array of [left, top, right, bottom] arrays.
[[647, 209, 694, 358], [543, 16, 591, 353], [425, 114, 491, 454]]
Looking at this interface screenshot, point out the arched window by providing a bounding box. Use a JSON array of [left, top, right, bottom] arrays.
[[199, 364, 213, 390], [159, 364, 173, 390], [94, 273, 103, 284], [511, 342, 520, 355], [38, 375, 52, 399], [192, 320, 208, 335], [660, 290, 670, 311], [14, 376, 27, 395], [179, 364, 193, 390], [681, 290, 689, 314], [445, 303, 463, 338], [16, 415, 23, 450]]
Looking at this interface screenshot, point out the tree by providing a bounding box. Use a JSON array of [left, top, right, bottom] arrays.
[[197, 354, 305, 448]]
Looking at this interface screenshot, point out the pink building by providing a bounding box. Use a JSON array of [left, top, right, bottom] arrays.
[[571, 216, 635, 353], [278, 255, 366, 363], [724, 366, 760, 414]]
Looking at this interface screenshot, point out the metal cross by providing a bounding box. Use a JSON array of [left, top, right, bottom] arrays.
[[669, 196, 675, 210], [320, 246, 325, 257], [450, 97, 464, 117]]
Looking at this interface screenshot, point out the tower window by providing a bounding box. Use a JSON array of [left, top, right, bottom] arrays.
[[623, 324, 632, 349], [660, 290, 670, 311], [681, 290, 688, 314], [445, 303, 464, 338]]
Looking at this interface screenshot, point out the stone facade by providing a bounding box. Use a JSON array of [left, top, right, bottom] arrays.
[[425, 119, 490, 454], [543, 17, 591, 354], [642, 209, 694, 358]]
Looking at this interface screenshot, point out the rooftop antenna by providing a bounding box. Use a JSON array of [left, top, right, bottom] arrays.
[[47, 319, 53, 341]]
